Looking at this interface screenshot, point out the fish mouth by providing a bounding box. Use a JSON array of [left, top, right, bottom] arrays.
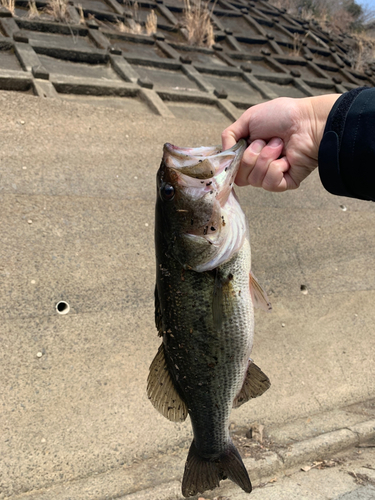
[[163, 140, 246, 204], [158, 140, 248, 272], [163, 140, 246, 177]]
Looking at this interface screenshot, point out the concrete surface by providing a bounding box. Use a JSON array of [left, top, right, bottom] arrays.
[[194, 445, 375, 500], [115, 443, 375, 500], [9, 398, 374, 500], [1, 90, 375, 499], [2, 0, 372, 110]]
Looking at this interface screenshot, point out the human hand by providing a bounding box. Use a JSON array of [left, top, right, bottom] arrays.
[[222, 94, 340, 191]]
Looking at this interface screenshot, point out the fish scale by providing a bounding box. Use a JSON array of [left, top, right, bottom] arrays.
[[160, 239, 253, 455]]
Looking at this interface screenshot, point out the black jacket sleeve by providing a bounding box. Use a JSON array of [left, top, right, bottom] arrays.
[[318, 87, 375, 202]]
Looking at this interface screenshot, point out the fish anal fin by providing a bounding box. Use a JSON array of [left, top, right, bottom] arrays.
[[250, 271, 272, 312], [147, 344, 188, 422], [182, 439, 252, 497], [233, 360, 271, 409]]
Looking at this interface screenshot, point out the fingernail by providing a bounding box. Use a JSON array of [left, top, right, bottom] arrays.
[[269, 137, 283, 148], [249, 140, 265, 154]]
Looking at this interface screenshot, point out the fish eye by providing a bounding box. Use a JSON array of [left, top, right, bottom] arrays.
[[161, 183, 175, 201]]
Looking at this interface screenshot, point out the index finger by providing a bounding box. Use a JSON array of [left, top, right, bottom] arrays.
[[221, 109, 252, 150]]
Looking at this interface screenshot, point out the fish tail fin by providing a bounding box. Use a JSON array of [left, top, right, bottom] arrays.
[[181, 440, 252, 497]]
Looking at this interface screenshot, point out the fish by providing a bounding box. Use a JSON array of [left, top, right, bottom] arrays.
[[147, 140, 271, 497]]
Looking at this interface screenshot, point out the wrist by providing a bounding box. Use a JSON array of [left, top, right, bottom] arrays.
[[308, 94, 341, 153]]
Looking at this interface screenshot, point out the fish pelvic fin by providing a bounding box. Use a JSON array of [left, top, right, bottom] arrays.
[[233, 359, 271, 409], [181, 440, 252, 497], [147, 343, 188, 422]]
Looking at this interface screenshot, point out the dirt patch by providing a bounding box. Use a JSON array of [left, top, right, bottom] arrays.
[[348, 471, 375, 486], [231, 431, 288, 461]]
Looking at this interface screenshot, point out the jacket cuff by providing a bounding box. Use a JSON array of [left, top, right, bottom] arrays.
[[318, 87, 373, 201]]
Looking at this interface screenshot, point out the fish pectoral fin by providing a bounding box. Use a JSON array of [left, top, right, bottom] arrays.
[[233, 360, 271, 409], [250, 271, 272, 312], [147, 343, 188, 422]]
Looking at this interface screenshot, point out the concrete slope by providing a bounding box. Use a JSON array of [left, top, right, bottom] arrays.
[[0, 91, 374, 498]]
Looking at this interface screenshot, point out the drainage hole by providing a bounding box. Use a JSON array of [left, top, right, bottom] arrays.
[[56, 301, 70, 315]]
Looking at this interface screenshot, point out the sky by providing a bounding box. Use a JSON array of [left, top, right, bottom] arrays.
[[358, 0, 375, 11]]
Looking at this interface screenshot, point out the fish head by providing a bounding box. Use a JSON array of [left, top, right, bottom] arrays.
[[155, 140, 247, 272]]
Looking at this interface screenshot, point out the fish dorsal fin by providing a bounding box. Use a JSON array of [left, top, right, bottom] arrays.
[[250, 271, 272, 312], [147, 344, 188, 422], [233, 360, 271, 409]]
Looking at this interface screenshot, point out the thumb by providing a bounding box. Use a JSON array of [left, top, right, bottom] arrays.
[[221, 110, 253, 150], [221, 127, 238, 150]]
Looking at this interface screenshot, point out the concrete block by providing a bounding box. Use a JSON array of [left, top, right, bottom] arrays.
[[279, 429, 359, 470]]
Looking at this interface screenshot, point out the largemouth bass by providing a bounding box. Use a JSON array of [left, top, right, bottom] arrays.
[[148, 140, 271, 497]]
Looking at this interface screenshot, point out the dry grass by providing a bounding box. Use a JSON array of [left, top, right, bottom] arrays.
[[115, 2, 157, 35], [28, 0, 39, 18], [268, 0, 299, 16], [44, 0, 69, 22], [122, 18, 143, 34], [330, 8, 354, 33], [270, 0, 375, 70], [270, 0, 331, 22], [182, 0, 215, 48], [269, 0, 367, 34], [123, 0, 142, 33], [78, 3, 85, 24], [127, 0, 139, 19], [347, 33, 375, 72], [291, 31, 308, 56], [0, 0, 15, 14], [145, 9, 157, 35], [292, 32, 302, 57], [115, 19, 128, 32]]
